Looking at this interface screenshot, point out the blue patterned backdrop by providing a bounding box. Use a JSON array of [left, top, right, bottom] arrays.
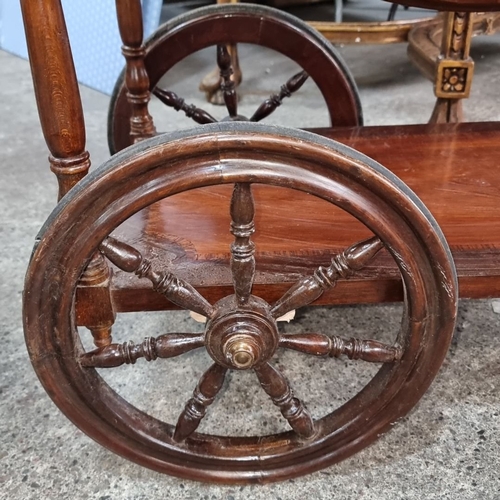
[[0, 0, 162, 94]]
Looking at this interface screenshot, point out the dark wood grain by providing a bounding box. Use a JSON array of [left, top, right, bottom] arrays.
[[254, 362, 315, 438], [153, 88, 216, 124], [24, 123, 458, 481], [20, 0, 89, 199], [103, 122, 500, 313], [108, 3, 362, 153], [173, 363, 227, 442], [217, 45, 238, 118], [20, 0, 116, 348], [80, 333, 204, 368], [115, 0, 156, 142], [100, 236, 214, 319], [270, 237, 383, 319], [280, 334, 402, 363], [250, 71, 309, 122], [19, 0, 494, 485], [76, 252, 115, 347], [230, 183, 255, 305]]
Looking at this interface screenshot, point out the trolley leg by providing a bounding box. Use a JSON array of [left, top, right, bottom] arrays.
[[21, 0, 115, 347], [430, 11, 474, 124]]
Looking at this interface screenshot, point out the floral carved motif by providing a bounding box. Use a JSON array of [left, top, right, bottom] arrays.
[[441, 67, 467, 93]]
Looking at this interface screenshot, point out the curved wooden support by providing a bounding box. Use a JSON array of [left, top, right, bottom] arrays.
[[80, 333, 205, 368], [308, 17, 432, 45], [389, 0, 500, 12], [254, 362, 315, 438], [279, 334, 402, 363], [153, 88, 217, 124], [408, 13, 490, 81], [408, 10, 500, 123], [115, 0, 156, 142], [250, 71, 309, 122], [271, 237, 383, 320], [217, 44, 238, 117], [100, 236, 215, 319], [230, 183, 255, 305], [174, 363, 227, 442]]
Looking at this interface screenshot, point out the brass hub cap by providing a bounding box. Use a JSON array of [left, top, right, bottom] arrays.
[[205, 295, 279, 370]]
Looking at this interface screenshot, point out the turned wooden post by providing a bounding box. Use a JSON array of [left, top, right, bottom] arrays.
[[21, 0, 115, 347], [115, 0, 156, 142], [430, 11, 474, 124], [21, 0, 89, 200]]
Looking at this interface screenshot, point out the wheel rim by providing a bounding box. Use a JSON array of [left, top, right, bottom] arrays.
[[107, 3, 363, 154], [25, 123, 457, 483]]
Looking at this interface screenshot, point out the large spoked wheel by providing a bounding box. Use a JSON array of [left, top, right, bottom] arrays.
[[107, 3, 363, 154], [24, 123, 457, 483]]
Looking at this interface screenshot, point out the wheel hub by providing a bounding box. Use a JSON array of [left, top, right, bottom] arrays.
[[205, 295, 279, 370]]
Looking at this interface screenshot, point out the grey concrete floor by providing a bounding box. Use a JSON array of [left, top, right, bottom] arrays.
[[1, 12, 500, 500]]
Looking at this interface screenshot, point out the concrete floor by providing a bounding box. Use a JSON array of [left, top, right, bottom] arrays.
[[1, 7, 500, 500]]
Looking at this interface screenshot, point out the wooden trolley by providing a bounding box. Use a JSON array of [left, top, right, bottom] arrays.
[[21, 0, 500, 484]]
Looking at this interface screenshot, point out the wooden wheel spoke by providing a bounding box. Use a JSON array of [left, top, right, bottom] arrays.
[[80, 333, 205, 368], [217, 44, 238, 117], [250, 70, 309, 122], [279, 333, 402, 363], [271, 237, 383, 319], [100, 236, 215, 319], [254, 362, 315, 438], [153, 87, 217, 125], [173, 363, 227, 442], [230, 183, 255, 305]]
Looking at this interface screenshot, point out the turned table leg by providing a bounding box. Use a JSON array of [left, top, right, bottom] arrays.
[[430, 11, 474, 124], [21, 0, 115, 347], [115, 0, 156, 142]]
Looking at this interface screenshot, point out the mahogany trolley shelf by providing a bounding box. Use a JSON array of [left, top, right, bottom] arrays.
[[21, 0, 500, 484]]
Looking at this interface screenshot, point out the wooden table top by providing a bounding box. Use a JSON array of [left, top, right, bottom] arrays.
[[107, 122, 500, 312]]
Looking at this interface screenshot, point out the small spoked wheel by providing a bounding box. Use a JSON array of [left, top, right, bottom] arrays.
[[24, 123, 457, 483], [107, 3, 363, 154]]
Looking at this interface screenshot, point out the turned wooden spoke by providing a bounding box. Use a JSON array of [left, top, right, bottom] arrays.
[[250, 71, 309, 122], [153, 88, 217, 125], [80, 333, 204, 368], [174, 363, 227, 442], [254, 362, 315, 438], [99, 236, 214, 319], [271, 237, 383, 319], [279, 333, 402, 363], [230, 183, 255, 305], [217, 44, 238, 118]]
